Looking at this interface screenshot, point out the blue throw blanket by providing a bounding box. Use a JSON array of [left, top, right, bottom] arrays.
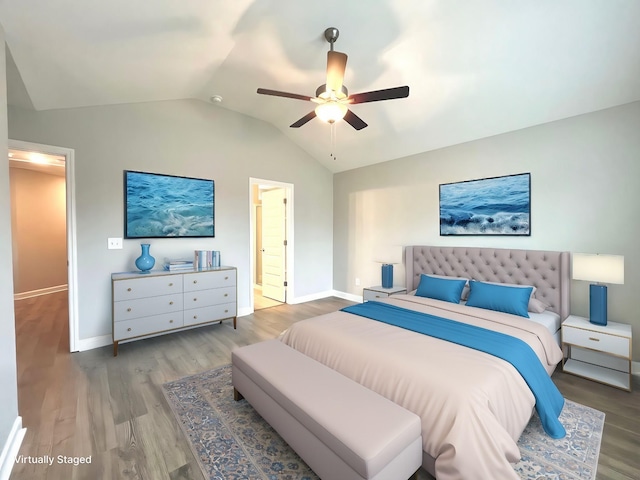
[[342, 301, 566, 438]]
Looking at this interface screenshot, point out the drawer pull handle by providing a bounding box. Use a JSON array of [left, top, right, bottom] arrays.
[[169, 283, 173, 287], [169, 320, 173, 324], [193, 315, 198, 319], [127, 328, 132, 332], [127, 288, 132, 292], [224, 293, 228, 297], [127, 308, 132, 312], [193, 280, 198, 284], [193, 298, 197, 301], [588, 337, 600, 342], [225, 309, 228, 313], [225, 276, 229, 280], [169, 301, 174, 305]]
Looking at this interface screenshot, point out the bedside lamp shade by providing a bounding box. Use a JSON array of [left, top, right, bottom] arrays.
[[572, 253, 624, 326]]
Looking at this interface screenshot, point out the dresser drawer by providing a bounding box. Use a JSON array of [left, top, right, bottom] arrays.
[[183, 286, 236, 309], [113, 312, 183, 341], [114, 275, 182, 300], [363, 289, 390, 301], [563, 326, 630, 358], [183, 270, 236, 292], [183, 303, 237, 327], [114, 293, 183, 322]]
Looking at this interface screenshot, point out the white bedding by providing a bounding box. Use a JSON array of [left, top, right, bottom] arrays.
[[280, 294, 564, 480]]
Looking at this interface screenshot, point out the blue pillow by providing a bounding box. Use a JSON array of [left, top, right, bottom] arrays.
[[415, 274, 467, 303], [466, 280, 532, 318]]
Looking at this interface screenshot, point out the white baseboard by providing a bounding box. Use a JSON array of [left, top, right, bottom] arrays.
[[76, 334, 111, 352], [13, 284, 68, 301], [289, 290, 336, 304], [0, 417, 26, 480], [238, 306, 253, 317], [330, 290, 363, 303], [633, 361, 640, 376]]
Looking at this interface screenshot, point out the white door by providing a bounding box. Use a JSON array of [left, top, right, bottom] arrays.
[[261, 188, 287, 302]]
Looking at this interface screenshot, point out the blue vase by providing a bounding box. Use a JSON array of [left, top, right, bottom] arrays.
[[135, 243, 155, 273]]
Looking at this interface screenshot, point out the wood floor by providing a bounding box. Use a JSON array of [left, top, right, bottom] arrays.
[[10, 291, 640, 480]]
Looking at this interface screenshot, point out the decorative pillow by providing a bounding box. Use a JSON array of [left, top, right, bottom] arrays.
[[465, 280, 533, 318], [528, 297, 548, 314], [428, 274, 470, 301], [415, 274, 467, 303], [467, 280, 541, 312]]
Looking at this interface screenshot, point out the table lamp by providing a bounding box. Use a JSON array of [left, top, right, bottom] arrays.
[[375, 247, 402, 289], [572, 253, 624, 326]]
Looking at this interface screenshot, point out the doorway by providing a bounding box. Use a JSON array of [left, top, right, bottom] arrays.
[[249, 178, 294, 311], [8, 139, 78, 352]]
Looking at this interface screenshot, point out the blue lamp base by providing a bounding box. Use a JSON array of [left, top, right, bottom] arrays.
[[381, 264, 393, 288], [589, 284, 608, 326]]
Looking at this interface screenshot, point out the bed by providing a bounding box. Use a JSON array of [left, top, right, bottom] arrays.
[[279, 246, 570, 480]]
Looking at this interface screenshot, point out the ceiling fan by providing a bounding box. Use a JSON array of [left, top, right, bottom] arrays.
[[257, 27, 409, 131]]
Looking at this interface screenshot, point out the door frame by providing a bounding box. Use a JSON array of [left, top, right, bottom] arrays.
[[9, 139, 79, 352], [249, 177, 294, 311]]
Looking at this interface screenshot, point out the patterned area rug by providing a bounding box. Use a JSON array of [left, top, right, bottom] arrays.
[[162, 364, 604, 480]]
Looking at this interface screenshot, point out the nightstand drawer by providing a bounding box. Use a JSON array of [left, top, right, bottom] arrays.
[[363, 289, 390, 301], [563, 326, 630, 357]]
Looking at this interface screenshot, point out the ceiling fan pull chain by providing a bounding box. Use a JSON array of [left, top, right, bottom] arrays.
[[330, 123, 337, 161]]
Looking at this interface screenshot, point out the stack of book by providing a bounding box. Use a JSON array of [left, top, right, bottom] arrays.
[[163, 259, 195, 271], [194, 250, 221, 269]]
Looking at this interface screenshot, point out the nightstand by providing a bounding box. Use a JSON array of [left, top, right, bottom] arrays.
[[362, 286, 407, 302], [561, 315, 632, 391]]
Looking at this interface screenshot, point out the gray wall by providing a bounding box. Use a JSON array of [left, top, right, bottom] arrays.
[[0, 31, 21, 468], [8, 99, 333, 341], [334, 101, 640, 361]]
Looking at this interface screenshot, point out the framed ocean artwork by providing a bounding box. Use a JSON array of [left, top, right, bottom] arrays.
[[439, 173, 530, 236], [124, 170, 215, 238]]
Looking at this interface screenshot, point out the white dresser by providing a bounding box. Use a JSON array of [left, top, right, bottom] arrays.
[[112, 266, 237, 356]]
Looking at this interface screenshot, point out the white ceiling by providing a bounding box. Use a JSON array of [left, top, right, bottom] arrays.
[[2, 1, 640, 173]]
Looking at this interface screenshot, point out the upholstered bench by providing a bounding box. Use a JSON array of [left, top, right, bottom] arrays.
[[232, 339, 422, 480]]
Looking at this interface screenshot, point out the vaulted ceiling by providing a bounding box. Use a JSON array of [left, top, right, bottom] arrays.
[[2, 1, 640, 173]]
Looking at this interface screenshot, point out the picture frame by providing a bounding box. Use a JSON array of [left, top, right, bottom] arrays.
[[439, 172, 530, 236], [124, 170, 215, 238]]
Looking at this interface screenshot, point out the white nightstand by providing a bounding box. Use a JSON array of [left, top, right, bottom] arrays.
[[561, 315, 632, 391], [362, 286, 407, 302]]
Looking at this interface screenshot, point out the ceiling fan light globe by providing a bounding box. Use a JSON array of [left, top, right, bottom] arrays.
[[315, 102, 348, 123]]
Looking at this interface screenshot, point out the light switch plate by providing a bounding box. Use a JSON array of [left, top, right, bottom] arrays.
[[108, 237, 123, 249]]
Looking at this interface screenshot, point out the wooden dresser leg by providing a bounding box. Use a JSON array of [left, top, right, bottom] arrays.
[[113, 341, 118, 357], [233, 316, 237, 329]]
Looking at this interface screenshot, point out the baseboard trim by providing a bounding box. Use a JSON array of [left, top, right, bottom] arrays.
[[330, 290, 363, 303], [14, 284, 68, 301], [289, 290, 336, 304], [76, 334, 112, 352], [633, 361, 640, 376], [0, 417, 26, 480]]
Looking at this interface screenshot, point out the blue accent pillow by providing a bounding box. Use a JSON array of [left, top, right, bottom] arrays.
[[466, 280, 533, 318], [415, 274, 467, 303]]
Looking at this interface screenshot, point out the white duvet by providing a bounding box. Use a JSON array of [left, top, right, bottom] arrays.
[[279, 294, 564, 480]]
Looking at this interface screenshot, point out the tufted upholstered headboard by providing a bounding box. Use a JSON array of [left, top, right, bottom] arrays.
[[405, 246, 571, 320]]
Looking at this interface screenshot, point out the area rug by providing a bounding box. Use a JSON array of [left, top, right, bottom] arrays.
[[162, 365, 604, 480]]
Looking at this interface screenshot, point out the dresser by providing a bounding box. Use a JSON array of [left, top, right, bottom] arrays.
[[112, 266, 237, 356]]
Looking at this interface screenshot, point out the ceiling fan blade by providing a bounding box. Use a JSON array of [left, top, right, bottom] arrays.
[[257, 88, 313, 102], [326, 51, 348, 93], [348, 86, 409, 104], [343, 109, 368, 131], [290, 111, 317, 128]]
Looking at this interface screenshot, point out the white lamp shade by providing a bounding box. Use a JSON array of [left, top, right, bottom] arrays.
[[374, 246, 403, 265], [572, 253, 624, 284]]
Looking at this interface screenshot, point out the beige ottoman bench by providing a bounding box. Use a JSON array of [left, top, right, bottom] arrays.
[[232, 339, 422, 480]]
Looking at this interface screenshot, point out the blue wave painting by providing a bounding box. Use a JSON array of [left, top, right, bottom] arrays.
[[439, 173, 530, 235], [125, 171, 214, 238]]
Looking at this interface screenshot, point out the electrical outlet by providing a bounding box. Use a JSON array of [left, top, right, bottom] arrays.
[[355, 278, 360, 286], [108, 237, 123, 249]]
